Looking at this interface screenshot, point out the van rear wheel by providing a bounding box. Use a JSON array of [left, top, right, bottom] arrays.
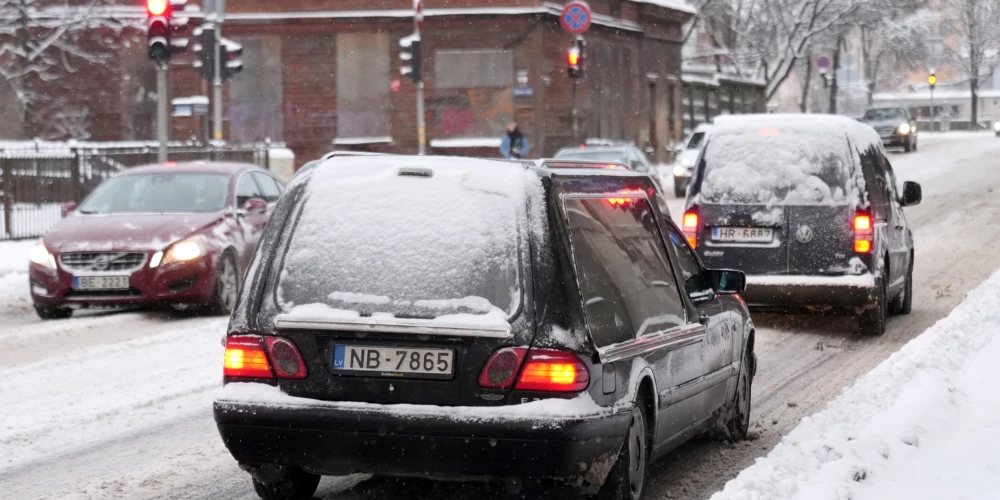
[[890, 259, 913, 315], [859, 272, 887, 335], [250, 467, 320, 500]]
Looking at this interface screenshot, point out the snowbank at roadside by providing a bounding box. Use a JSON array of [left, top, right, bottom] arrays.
[[0, 239, 35, 316], [710, 269, 1000, 500]]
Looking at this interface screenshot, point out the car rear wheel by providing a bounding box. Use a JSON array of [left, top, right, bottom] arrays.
[[724, 344, 754, 440], [251, 467, 320, 500], [207, 252, 239, 315], [597, 399, 649, 500], [890, 257, 914, 315], [859, 272, 888, 335], [34, 305, 72, 321]]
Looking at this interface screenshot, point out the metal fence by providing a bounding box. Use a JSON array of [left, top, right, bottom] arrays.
[[1, 145, 271, 241]]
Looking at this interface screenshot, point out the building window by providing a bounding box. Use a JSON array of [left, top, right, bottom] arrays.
[[434, 50, 514, 139], [229, 37, 283, 143], [336, 33, 391, 141]]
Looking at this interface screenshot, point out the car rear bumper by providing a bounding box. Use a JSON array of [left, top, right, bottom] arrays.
[[214, 392, 632, 487], [743, 274, 876, 310]]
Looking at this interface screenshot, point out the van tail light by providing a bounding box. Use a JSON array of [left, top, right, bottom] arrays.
[[683, 209, 700, 249], [854, 213, 873, 254], [265, 337, 308, 379], [224, 336, 273, 379], [515, 349, 590, 392], [478, 347, 528, 389]]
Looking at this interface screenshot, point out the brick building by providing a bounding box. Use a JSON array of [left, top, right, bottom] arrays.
[[4, 0, 697, 166]]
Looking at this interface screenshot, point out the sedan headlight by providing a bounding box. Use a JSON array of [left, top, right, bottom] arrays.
[[993, 122, 1000, 132], [160, 236, 208, 266], [673, 165, 689, 177], [29, 240, 56, 270], [898, 123, 911, 135]]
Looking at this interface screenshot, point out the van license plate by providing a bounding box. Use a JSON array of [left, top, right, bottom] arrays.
[[73, 276, 130, 290], [333, 345, 455, 379], [711, 227, 774, 243]]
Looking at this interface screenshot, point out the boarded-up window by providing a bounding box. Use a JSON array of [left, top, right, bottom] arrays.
[[336, 33, 391, 140], [434, 50, 514, 139], [229, 37, 283, 143], [587, 41, 634, 141]]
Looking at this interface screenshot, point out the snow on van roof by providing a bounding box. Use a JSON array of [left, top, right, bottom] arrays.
[[697, 114, 875, 206], [278, 156, 539, 324]]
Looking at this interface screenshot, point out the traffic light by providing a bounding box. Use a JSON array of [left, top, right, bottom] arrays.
[[928, 73, 937, 89], [220, 38, 244, 81], [568, 36, 586, 80], [192, 26, 216, 81], [146, 0, 189, 63], [400, 33, 422, 84]]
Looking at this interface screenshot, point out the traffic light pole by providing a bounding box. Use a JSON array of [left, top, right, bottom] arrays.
[[212, 26, 223, 142], [572, 79, 579, 145], [157, 63, 168, 162], [417, 81, 426, 155], [930, 87, 935, 131]]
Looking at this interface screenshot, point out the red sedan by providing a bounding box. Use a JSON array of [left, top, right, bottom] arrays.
[[28, 162, 284, 320]]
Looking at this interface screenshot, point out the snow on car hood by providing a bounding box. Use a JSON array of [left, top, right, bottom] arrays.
[[43, 213, 223, 252]]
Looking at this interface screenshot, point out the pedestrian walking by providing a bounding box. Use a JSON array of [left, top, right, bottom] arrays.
[[500, 121, 530, 159]]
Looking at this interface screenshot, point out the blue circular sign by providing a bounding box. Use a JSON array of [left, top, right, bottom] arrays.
[[561, 2, 592, 34]]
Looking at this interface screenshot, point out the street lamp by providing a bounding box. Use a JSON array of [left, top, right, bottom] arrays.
[[646, 73, 659, 163]]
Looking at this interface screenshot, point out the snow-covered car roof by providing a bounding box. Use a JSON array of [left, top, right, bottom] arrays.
[[712, 114, 882, 152]]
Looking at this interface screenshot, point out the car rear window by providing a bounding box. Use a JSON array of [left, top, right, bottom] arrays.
[[275, 159, 532, 320], [698, 127, 857, 205]]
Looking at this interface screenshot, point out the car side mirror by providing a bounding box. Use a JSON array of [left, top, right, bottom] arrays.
[[901, 181, 922, 207], [61, 202, 77, 218], [241, 198, 267, 215], [708, 269, 746, 294]]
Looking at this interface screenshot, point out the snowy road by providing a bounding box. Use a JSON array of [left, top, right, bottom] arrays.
[[3, 133, 1000, 499]]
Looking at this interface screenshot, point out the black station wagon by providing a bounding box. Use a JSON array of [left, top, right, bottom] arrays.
[[214, 155, 756, 500]]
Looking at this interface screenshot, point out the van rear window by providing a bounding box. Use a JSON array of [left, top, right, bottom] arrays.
[[699, 129, 858, 205], [275, 159, 529, 320]]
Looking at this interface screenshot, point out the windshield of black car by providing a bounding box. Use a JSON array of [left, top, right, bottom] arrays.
[[555, 149, 628, 162], [864, 109, 906, 121], [77, 173, 230, 214], [687, 132, 706, 150], [275, 160, 527, 320], [699, 128, 857, 205]]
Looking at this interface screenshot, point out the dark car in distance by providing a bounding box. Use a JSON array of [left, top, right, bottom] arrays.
[[213, 155, 756, 500], [28, 162, 284, 319], [683, 114, 922, 335], [861, 107, 918, 152]]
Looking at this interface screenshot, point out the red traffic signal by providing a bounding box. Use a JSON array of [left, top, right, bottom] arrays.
[[147, 0, 169, 16], [567, 36, 586, 80], [568, 48, 580, 66]]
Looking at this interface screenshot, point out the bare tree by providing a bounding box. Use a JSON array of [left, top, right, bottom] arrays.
[[938, 0, 1000, 127], [854, 1, 932, 106], [692, 0, 865, 101], [0, 0, 129, 138]]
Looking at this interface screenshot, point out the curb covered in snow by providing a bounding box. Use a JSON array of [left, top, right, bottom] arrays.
[[710, 269, 1000, 500]]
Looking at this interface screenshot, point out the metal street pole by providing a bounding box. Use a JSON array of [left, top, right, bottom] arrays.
[[414, 0, 425, 155], [212, 25, 223, 142], [417, 81, 426, 155], [156, 63, 168, 162], [930, 87, 935, 131], [572, 79, 579, 145]]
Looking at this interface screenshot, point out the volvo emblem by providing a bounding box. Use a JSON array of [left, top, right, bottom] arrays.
[[796, 225, 814, 244], [91, 254, 112, 271]]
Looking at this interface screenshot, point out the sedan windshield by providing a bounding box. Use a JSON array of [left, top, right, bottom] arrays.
[[864, 108, 906, 121], [78, 173, 230, 214]]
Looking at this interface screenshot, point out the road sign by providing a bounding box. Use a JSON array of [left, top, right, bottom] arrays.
[[561, 2, 592, 34], [816, 56, 831, 69]]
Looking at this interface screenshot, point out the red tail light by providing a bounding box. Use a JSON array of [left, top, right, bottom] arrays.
[[478, 347, 528, 388], [265, 337, 308, 379], [683, 210, 700, 249], [224, 336, 273, 379], [515, 349, 589, 392], [854, 213, 873, 254]]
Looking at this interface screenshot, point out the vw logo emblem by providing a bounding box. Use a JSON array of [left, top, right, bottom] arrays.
[[796, 225, 814, 244], [91, 255, 111, 271]]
